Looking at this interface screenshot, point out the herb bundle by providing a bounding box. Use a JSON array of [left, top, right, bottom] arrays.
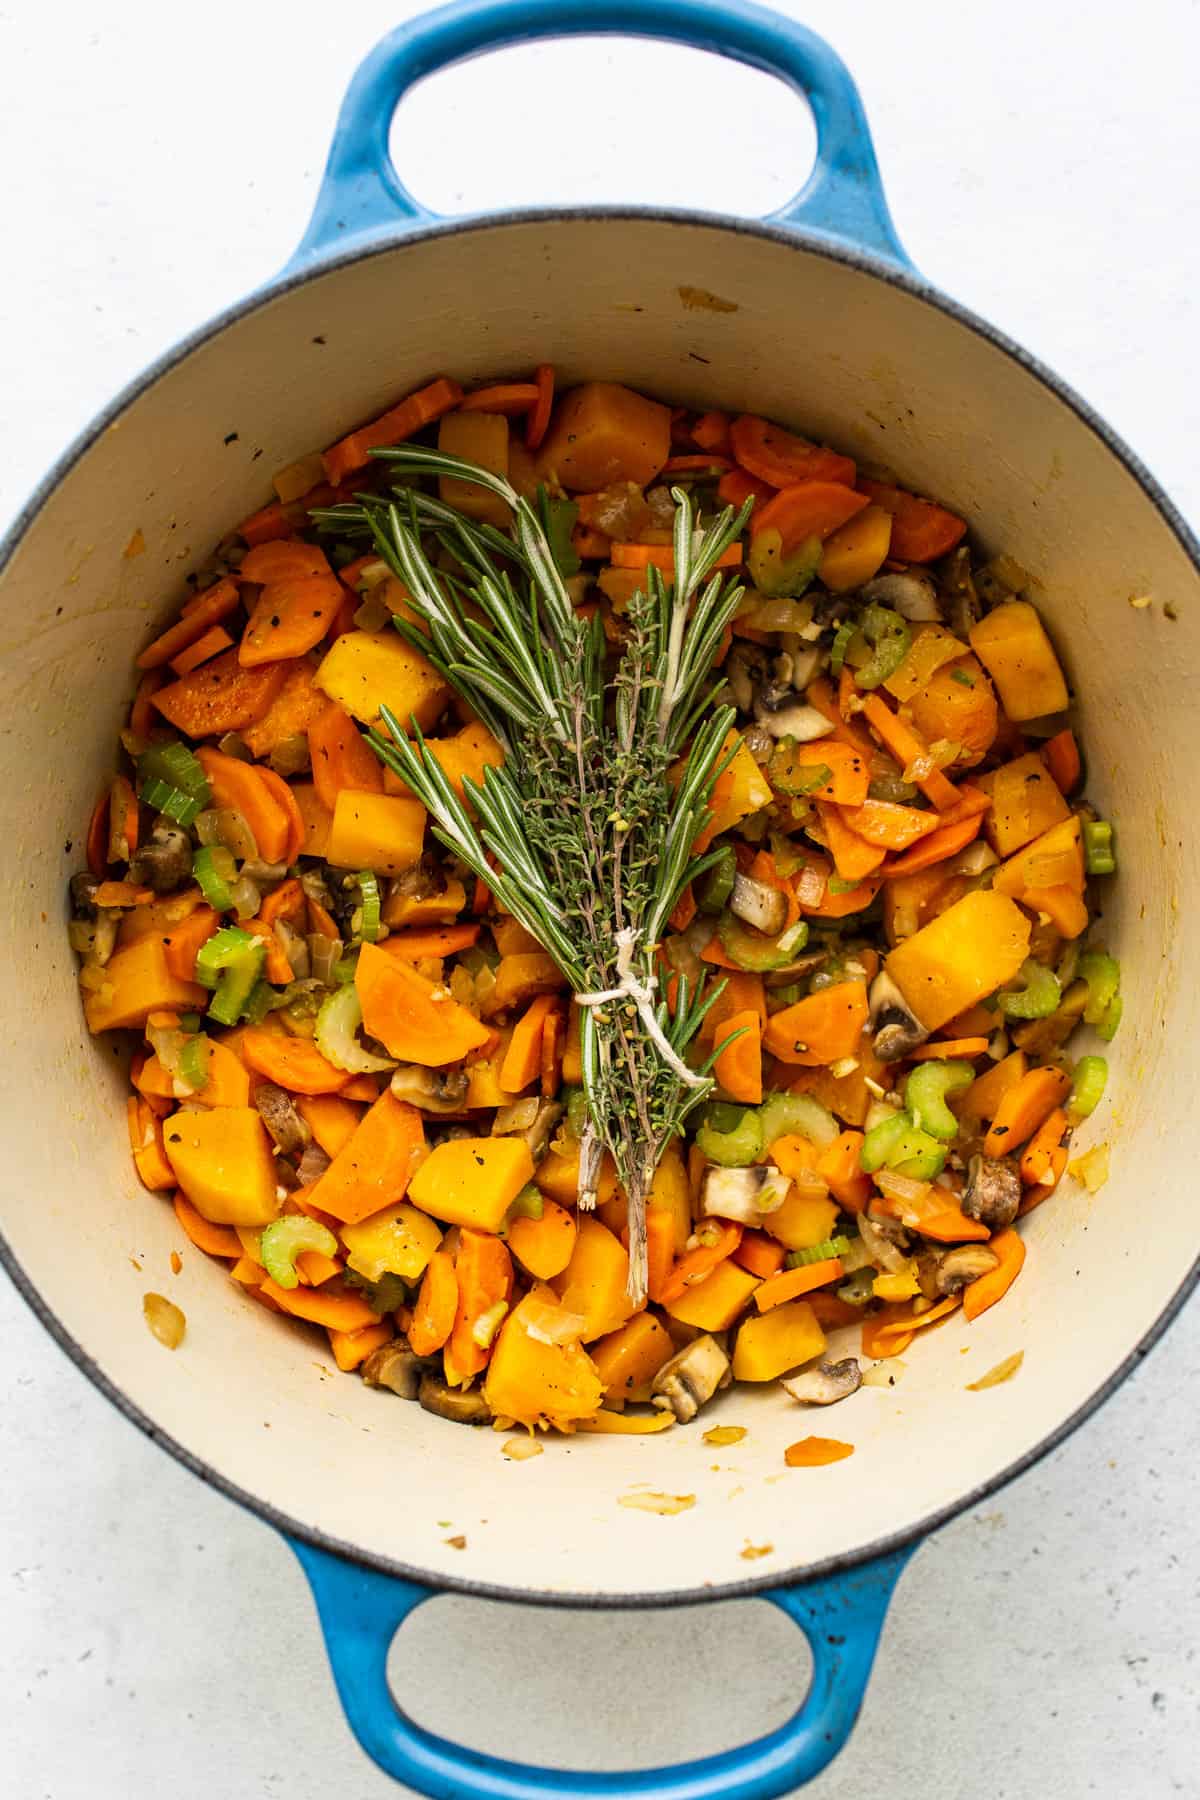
[[318, 450, 751, 1301]]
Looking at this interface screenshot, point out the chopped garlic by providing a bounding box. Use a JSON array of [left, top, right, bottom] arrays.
[[1128, 593, 1153, 610], [1069, 1143, 1110, 1194], [703, 1425, 747, 1447], [501, 1435, 544, 1461], [618, 1491, 696, 1515], [967, 1351, 1024, 1391]]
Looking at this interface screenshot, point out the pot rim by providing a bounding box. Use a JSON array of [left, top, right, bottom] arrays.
[[3, 203, 1198, 1609]]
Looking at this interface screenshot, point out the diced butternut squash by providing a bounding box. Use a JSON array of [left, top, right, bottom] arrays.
[[885, 889, 1031, 1032], [83, 936, 207, 1034], [818, 503, 892, 592], [117, 887, 204, 945], [437, 412, 511, 527], [534, 1144, 619, 1208], [676, 730, 772, 847], [537, 382, 671, 491], [960, 1048, 1028, 1123], [382, 879, 468, 928], [732, 1298, 825, 1381], [482, 1293, 604, 1431], [315, 628, 450, 731], [664, 1257, 761, 1331], [464, 1031, 525, 1109], [648, 1144, 692, 1255], [308, 1092, 427, 1225], [296, 1093, 363, 1157], [492, 952, 565, 1011], [977, 751, 1070, 856], [905, 655, 999, 767], [993, 815, 1085, 899], [551, 1216, 634, 1341], [784, 1041, 891, 1130], [327, 790, 426, 875], [590, 1312, 674, 1403], [763, 1184, 840, 1253], [340, 1201, 442, 1284], [408, 1136, 534, 1233], [162, 1107, 279, 1226], [385, 719, 505, 805], [292, 782, 333, 858], [507, 1200, 577, 1280], [356, 941, 491, 1064], [969, 600, 1069, 721]]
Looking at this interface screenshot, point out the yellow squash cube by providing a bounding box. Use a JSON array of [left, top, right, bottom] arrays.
[[162, 1107, 279, 1226], [664, 1258, 761, 1332], [408, 1136, 534, 1234], [977, 751, 1070, 856], [340, 1202, 442, 1284], [315, 629, 450, 732], [437, 412, 511, 527], [969, 600, 1069, 721], [993, 816, 1085, 899], [327, 791, 426, 875], [885, 889, 1031, 1032], [732, 1298, 825, 1382]]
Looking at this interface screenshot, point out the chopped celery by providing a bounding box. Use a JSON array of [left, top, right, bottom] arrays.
[[757, 1091, 839, 1149], [903, 1058, 975, 1140], [785, 1235, 853, 1269], [1068, 1054, 1108, 1121], [344, 1269, 409, 1313], [696, 846, 736, 915], [1097, 992, 1123, 1042], [748, 527, 822, 599], [836, 1267, 877, 1307], [854, 604, 912, 691], [350, 870, 382, 943], [194, 927, 266, 1027], [999, 958, 1061, 1020], [177, 1034, 211, 1094], [830, 620, 856, 676], [768, 744, 833, 799], [193, 845, 236, 912], [859, 1110, 910, 1172], [177, 1013, 203, 1033], [1082, 820, 1116, 875], [260, 1215, 338, 1291], [137, 742, 210, 825], [1079, 951, 1121, 1029], [537, 486, 580, 578], [860, 1108, 946, 1179], [695, 1106, 763, 1167], [503, 1184, 544, 1233], [315, 983, 395, 1074], [717, 910, 808, 972], [242, 980, 279, 1025], [563, 1086, 588, 1140]]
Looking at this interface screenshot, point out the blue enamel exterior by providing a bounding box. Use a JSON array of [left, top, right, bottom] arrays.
[[290, 0, 910, 269], [286, 2, 914, 1791], [291, 1536, 914, 1798]]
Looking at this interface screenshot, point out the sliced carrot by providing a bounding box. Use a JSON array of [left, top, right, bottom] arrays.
[[713, 1008, 763, 1105], [259, 877, 305, 932], [239, 573, 343, 668], [239, 500, 295, 547], [808, 1291, 864, 1330], [805, 676, 877, 761], [881, 812, 982, 877], [657, 1223, 743, 1306], [152, 648, 289, 738], [668, 882, 697, 932], [1019, 1106, 1070, 1185], [639, 1208, 676, 1304], [260, 1277, 382, 1332], [338, 1074, 382, 1102], [525, 363, 555, 451], [785, 1436, 855, 1467], [173, 1191, 242, 1258], [500, 993, 557, 1093], [540, 1002, 566, 1099], [162, 906, 219, 982], [129, 669, 165, 740], [446, 1229, 513, 1384], [306, 893, 341, 941], [328, 1320, 394, 1372], [239, 540, 330, 584], [255, 767, 306, 865], [408, 1250, 459, 1356], [871, 1188, 990, 1244], [859, 694, 960, 811], [734, 1229, 787, 1280], [1043, 727, 1082, 795], [754, 1257, 844, 1312], [662, 453, 734, 476], [610, 542, 742, 573], [296, 1095, 363, 1159], [460, 382, 539, 415], [985, 1066, 1072, 1159], [296, 1247, 344, 1287], [816, 803, 887, 881], [691, 410, 731, 453], [962, 1227, 1026, 1322], [717, 467, 774, 510], [86, 791, 110, 878], [136, 578, 241, 671], [94, 881, 154, 908], [240, 1027, 350, 1095], [729, 415, 856, 488], [127, 1097, 174, 1189], [195, 748, 291, 863], [322, 376, 463, 487], [840, 798, 940, 852], [769, 739, 870, 808], [246, 918, 293, 984], [169, 624, 234, 676], [908, 1037, 990, 1061], [751, 482, 868, 552], [762, 985, 867, 1068], [378, 924, 481, 960], [857, 480, 966, 563], [816, 1130, 874, 1212], [308, 703, 383, 809], [861, 1304, 915, 1359]]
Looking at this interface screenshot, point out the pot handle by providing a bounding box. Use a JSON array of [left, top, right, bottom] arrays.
[[292, 0, 909, 268], [289, 1535, 914, 1797]]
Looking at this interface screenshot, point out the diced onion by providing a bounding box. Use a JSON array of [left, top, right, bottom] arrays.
[[743, 596, 815, 633], [229, 876, 261, 922], [874, 1168, 933, 1207], [269, 734, 311, 778], [194, 807, 259, 860], [520, 1296, 587, 1346], [493, 1099, 541, 1134], [143, 1292, 186, 1350]]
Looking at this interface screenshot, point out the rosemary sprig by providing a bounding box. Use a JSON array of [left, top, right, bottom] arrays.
[[318, 450, 751, 1303]]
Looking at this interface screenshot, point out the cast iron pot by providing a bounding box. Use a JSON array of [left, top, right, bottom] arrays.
[[2, 2, 1197, 1794]]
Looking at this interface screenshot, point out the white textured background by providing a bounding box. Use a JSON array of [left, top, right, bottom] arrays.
[[1, 1, 1198, 1794]]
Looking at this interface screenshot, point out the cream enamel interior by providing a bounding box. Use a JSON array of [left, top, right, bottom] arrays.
[[2, 215, 1196, 1601]]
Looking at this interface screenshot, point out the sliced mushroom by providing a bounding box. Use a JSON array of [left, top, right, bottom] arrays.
[[868, 969, 930, 1061], [859, 1212, 910, 1271], [935, 1244, 1001, 1296], [753, 692, 837, 742], [724, 642, 769, 713], [390, 1064, 469, 1113], [651, 1333, 731, 1422], [69, 872, 100, 916], [700, 1164, 790, 1226], [763, 951, 828, 989], [730, 872, 788, 936], [253, 1081, 311, 1156], [961, 1153, 1022, 1229], [522, 1100, 564, 1160], [362, 1342, 431, 1400], [781, 1357, 863, 1406], [296, 1141, 332, 1186], [418, 1374, 493, 1425], [861, 571, 942, 622], [938, 546, 980, 638], [128, 822, 193, 895], [240, 858, 290, 885]]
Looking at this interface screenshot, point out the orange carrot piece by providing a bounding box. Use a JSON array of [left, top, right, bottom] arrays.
[[806, 675, 877, 760], [94, 881, 155, 908], [691, 410, 731, 453], [763, 980, 869, 1067], [239, 540, 331, 584], [460, 382, 540, 415], [239, 500, 295, 547], [255, 767, 305, 865], [152, 648, 289, 737], [306, 893, 341, 941], [657, 1223, 743, 1306], [240, 1027, 350, 1096], [840, 798, 940, 852], [260, 1277, 382, 1332], [1043, 727, 1082, 796], [751, 482, 868, 552], [246, 917, 293, 984], [734, 1230, 788, 1280], [85, 790, 111, 878], [328, 1319, 394, 1371], [717, 467, 774, 510], [162, 906, 219, 981], [129, 668, 166, 741], [808, 1291, 864, 1329], [871, 1188, 990, 1243], [524, 363, 555, 450], [127, 1097, 174, 1189], [906, 1037, 991, 1066], [729, 415, 856, 488], [662, 453, 734, 476], [784, 1436, 855, 1467], [635, 1208, 677, 1304], [258, 877, 305, 932], [308, 703, 383, 809], [816, 1130, 874, 1211], [861, 1304, 915, 1359], [107, 771, 138, 863], [172, 1191, 242, 1258], [1019, 1153, 1068, 1215], [984, 1066, 1072, 1158], [817, 802, 887, 881], [136, 578, 241, 671], [962, 1227, 1026, 1321], [754, 1257, 844, 1312], [771, 740, 870, 808], [500, 994, 557, 1093], [338, 1074, 382, 1102], [409, 1250, 459, 1356], [857, 479, 966, 562], [1019, 1106, 1070, 1185], [881, 812, 982, 877], [322, 376, 463, 487], [308, 1092, 425, 1225], [239, 573, 344, 667], [379, 924, 482, 961], [859, 694, 960, 811], [169, 624, 234, 676], [713, 1008, 763, 1105], [194, 748, 291, 863], [540, 1002, 565, 1099], [296, 1246, 345, 1287], [668, 882, 697, 931], [610, 542, 742, 573], [446, 1229, 513, 1384]]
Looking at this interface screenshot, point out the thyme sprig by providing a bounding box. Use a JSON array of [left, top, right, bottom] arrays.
[[317, 450, 752, 1302]]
